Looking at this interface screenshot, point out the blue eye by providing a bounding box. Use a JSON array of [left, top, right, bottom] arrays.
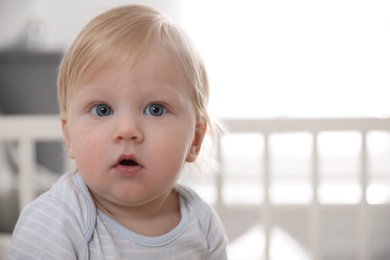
[[144, 104, 167, 117], [91, 104, 113, 117]]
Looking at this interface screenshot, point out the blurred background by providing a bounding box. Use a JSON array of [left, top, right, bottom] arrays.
[[1, 0, 390, 259]]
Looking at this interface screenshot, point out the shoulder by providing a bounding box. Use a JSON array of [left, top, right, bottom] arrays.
[[19, 172, 88, 224], [47, 172, 97, 237], [175, 184, 228, 260], [175, 184, 210, 211], [175, 184, 213, 228], [7, 172, 95, 259], [175, 184, 218, 227], [31, 172, 96, 237]]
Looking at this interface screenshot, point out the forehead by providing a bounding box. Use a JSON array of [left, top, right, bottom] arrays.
[[84, 45, 183, 79], [76, 49, 191, 97]]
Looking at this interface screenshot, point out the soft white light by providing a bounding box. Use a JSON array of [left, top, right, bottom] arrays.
[[367, 184, 390, 204], [228, 226, 310, 260], [180, 0, 390, 119]]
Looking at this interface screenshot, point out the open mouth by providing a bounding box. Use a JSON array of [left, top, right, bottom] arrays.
[[119, 159, 138, 166]]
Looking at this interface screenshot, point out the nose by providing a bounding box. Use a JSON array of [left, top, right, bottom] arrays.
[[112, 117, 144, 143]]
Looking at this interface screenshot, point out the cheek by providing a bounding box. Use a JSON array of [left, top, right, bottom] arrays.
[[69, 129, 105, 170], [150, 128, 194, 166]]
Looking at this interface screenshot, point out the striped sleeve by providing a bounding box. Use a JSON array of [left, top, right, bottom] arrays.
[[205, 206, 227, 260], [7, 195, 88, 260], [176, 185, 228, 260]]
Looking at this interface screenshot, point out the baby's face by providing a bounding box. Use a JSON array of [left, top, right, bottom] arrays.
[[61, 51, 204, 208]]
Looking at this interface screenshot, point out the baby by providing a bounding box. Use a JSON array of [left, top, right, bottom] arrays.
[[8, 5, 227, 260]]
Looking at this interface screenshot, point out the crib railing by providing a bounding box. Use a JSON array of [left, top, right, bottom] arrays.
[[219, 117, 390, 260], [0, 115, 63, 209], [1, 115, 390, 260]]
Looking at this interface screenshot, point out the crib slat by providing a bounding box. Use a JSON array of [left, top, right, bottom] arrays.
[[359, 132, 370, 260], [263, 134, 271, 260], [18, 137, 35, 210], [310, 133, 321, 260], [215, 134, 225, 221]]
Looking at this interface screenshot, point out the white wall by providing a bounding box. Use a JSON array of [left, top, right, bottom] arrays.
[[0, 0, 182, 52]]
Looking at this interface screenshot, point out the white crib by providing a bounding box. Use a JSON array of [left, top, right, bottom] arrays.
[[0, 116, 64, 259], [1, 115, 390, 260], [219, 117, 390, 260]]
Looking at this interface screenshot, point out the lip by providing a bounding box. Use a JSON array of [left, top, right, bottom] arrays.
[[114, 154, 143, 176]]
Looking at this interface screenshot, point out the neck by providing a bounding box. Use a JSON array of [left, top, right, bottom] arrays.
[[91, 188, 181, 236]]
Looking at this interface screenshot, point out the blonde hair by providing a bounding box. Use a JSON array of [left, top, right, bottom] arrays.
[[57, 5, 212, 132]]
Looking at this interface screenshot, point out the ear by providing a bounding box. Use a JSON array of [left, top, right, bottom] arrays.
[[186, 123, 207, 163], [61, 112, 75, 159]]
